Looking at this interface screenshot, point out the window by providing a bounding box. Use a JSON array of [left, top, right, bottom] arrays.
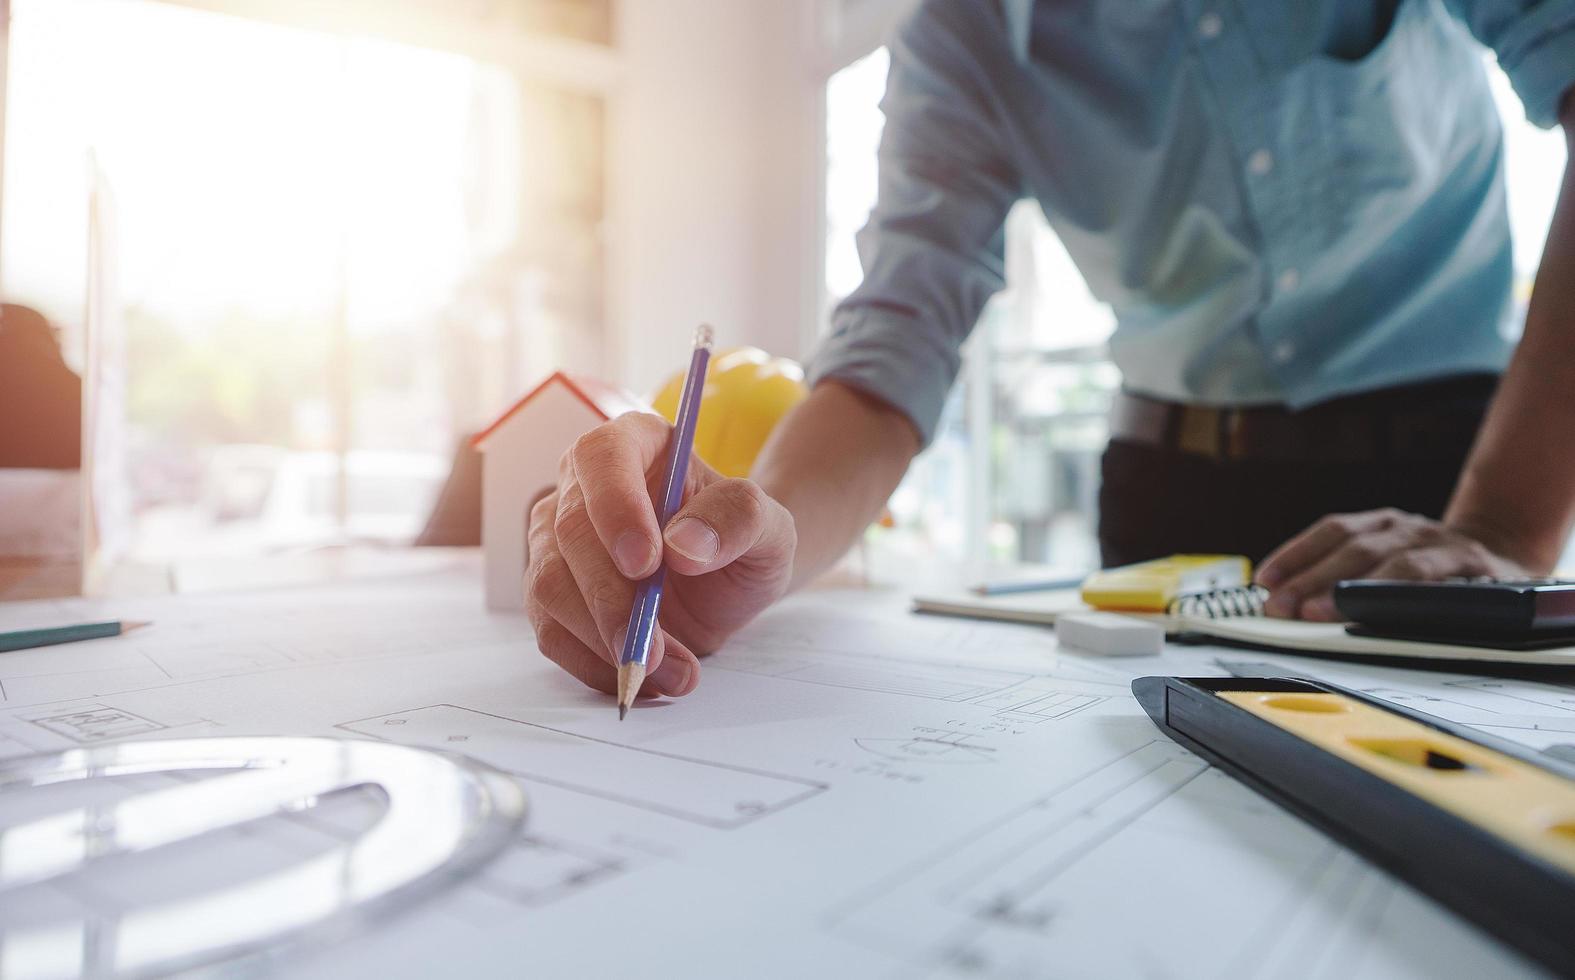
[[824, 44, 1568, 570], [825, 46, 1117, 571], [2, 0, 606, 560]]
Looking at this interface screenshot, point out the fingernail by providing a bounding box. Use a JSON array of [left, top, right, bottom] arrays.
[[665, 518, 719, 563], [613, 531, 656, 578], [649, 654, 693, 696], [1256, 567, 1282, 588], [612, 627, 630, 662]]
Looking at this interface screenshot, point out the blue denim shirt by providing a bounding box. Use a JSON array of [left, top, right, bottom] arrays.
[[809, 0, 1575, 445]]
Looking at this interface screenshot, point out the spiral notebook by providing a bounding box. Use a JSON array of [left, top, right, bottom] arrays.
[[911, 585, 1575, 668]]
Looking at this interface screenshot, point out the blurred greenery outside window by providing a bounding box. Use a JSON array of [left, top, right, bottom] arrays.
[[824, 44, 1566, 571], [1, 0, 608, 560]]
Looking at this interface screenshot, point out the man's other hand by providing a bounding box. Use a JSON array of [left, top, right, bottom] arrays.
[[1255, 509, 1527, 621], [525, 412, 796, 698]]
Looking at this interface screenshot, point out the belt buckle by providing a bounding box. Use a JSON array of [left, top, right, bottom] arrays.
[[1177, 407, 1222, 460], [1176, 406, 1245, 461]]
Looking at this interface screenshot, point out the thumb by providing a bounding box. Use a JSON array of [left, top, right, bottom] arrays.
[[660, 478, 793, 577]]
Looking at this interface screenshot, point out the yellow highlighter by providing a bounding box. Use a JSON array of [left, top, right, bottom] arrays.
[[1080, 554, 1254, 613]]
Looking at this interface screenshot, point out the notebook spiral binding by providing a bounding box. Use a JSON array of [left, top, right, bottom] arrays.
[[1168, 585, 1269, 619]]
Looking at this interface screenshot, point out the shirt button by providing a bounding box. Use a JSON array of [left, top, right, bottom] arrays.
[[1273, 341, 1297, 364], [1248, 149, 1274, 176], [1276, 268, 1300, 292], [1197, 12, 1223, 39]]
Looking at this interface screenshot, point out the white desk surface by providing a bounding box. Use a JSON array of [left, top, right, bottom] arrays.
[[0, 555, 1568, 979]]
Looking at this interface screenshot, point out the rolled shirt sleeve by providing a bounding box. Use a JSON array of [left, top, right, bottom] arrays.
[[1444, 0, 1575, 128], [807, 1, 1022, 446]]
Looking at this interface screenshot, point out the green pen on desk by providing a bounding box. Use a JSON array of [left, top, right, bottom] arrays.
[[0, 620, 150, 654]]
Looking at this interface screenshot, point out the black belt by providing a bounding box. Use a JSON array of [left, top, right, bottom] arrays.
[[1108, 375, 1499, 463]]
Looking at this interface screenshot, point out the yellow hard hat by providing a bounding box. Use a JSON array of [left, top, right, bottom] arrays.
[[650, 347, 809, 478]]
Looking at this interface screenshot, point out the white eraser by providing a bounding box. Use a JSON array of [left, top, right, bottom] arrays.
[[1055, 611, 1164, 656]]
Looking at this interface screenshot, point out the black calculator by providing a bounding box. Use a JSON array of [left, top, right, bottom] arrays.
[[1333, 578, 1575, 649]]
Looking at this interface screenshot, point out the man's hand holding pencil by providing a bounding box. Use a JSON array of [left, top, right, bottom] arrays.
[[524, 411, 797, 706]]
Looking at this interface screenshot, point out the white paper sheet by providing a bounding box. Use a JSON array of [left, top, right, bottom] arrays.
[[0, 564, 1561, 978]]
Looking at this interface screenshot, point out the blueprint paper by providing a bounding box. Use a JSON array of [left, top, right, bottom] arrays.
[[0, 564, 1561, 979]]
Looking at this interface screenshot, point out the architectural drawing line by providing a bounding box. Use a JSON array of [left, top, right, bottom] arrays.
[[1220, 839, 1345, 976], [824, 740, 1221, 979], [712, 650, 1037, 701], [25, 704, 167, 743], [714, 650, 1124, 727], [0, 642, 478, 716], [142, 651, 174, 680], [468, 834, 629, 908], [822, 740, 1183, 927], [0, 662, 175, 683], [854, 734, 998, 765], [1360, 686, 1509, 716], [1325, 872, 1396, 980], [338, 704, 829, 830], [340, 703, 828, 788], [1443, 678, 1575, 712], [946, 761, 1206, 906]]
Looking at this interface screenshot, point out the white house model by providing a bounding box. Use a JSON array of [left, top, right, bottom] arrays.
[[472, 371, 649, 611]]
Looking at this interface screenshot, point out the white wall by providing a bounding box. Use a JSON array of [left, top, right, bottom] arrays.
[[609, 0, 825, 395]]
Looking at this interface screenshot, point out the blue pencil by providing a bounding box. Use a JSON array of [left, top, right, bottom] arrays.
[[970, 574, 1088, 596], [616, 324, 713, 718]]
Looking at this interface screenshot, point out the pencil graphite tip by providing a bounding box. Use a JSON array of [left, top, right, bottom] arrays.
[[616, 661, 645, 721]]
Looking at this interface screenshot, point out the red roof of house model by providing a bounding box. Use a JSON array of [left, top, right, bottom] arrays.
[[471, 371, 650, 448]]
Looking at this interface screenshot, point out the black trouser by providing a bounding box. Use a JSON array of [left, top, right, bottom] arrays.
[[1096, 379, 1497, 569]]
